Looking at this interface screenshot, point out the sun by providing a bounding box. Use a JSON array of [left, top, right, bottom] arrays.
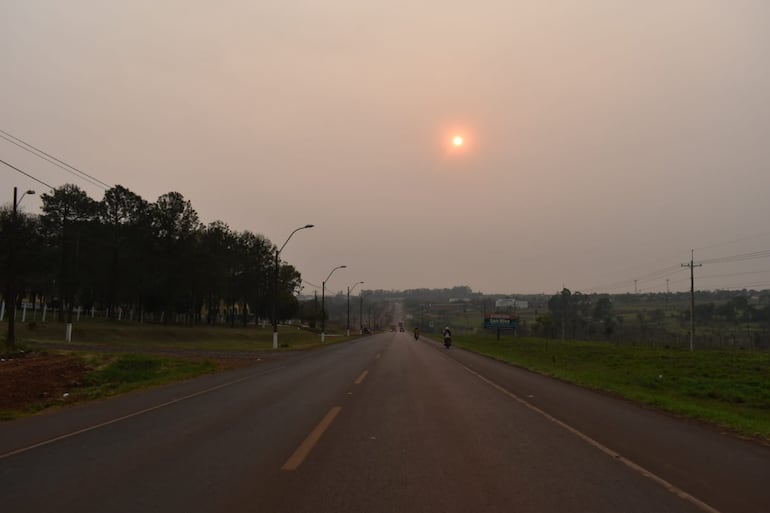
[[440, 127, 472, 157]]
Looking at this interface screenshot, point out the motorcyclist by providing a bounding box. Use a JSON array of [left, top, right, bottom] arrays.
[[413, 327, 420, 340], [442, 326, 452, 348]]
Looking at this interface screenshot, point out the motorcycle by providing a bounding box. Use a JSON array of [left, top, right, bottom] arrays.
[[443, 335, 452, 349]]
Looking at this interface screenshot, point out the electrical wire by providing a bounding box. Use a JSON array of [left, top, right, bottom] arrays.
[[588, 250, 770, 293], [636, 265, 686, 284], [692, 270, 770, 281], [700, 250, 770, 265], [0, 129, 111, 190], [582, 266, 686, 294], [303, 279, 321, 290], [695, 231, 770, 251], [0, 158, 55, 190]]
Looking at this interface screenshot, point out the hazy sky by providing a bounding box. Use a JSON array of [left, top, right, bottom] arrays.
[[3, 1, 770, 295]]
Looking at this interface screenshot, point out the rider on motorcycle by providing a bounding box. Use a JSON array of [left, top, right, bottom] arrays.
[[442, 326, 452, 348]]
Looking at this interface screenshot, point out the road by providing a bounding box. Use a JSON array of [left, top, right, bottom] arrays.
[[1, 332, 769, 512]]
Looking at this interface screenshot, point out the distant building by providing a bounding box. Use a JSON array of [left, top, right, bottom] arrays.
[[495, 298, 528, 310]]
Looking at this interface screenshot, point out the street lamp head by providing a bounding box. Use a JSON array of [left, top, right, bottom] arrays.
[[278, 224, 315, 255], [15, 188, 36, 209], [324, 264, 347, 284]]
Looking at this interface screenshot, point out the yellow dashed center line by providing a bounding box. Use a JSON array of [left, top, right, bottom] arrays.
[[354, 370, 369, 384], [282, 406, 342, 471]]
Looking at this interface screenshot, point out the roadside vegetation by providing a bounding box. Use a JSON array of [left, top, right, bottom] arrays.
[[0, 351, 216, 421], [0, 322, 359, 420], [3, 283, 770, 445], [11, 320, 353, 351], [453, 333, 770, 443], [396, 286, 770, 443]]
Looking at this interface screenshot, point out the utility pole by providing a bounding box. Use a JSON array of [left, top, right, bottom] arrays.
[[5, 187, 35, 350], [6, 187, 19, 350], [634, 280, 638, 294], [681, 249, 702, 351]]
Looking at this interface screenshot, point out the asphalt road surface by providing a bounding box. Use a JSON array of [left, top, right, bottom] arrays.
[[2, 332, 769, 513]]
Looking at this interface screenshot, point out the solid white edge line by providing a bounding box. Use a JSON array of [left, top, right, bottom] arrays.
[[0, 367, 284, 460], [460, 365, 723, 513]]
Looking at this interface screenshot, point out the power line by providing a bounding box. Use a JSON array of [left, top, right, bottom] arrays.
[[695, 231, 770, 251], [635, 264, 683, 283], [691, 270, 770, 281], [582, 280, 634, 294], [700, 249, 770, 265], [0, 158, 55, 190], [0, 128, 111, 190], [588, 249, 770, 294], [583, 265, 686, 294]]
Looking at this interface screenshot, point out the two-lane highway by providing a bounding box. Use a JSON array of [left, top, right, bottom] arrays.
[[2, 333, 769, 512]]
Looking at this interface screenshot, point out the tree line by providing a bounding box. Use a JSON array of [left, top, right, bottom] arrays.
[[529, 288, 770, 349], [1, 183, 302, 328]]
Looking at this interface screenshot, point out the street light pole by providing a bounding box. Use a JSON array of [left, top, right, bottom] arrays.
[[321, 265, 346, 342], [359, 292, 370, 335], [272, 224, 313, 349], [5, 187, 35, 351], [346, 281, 364, 336]]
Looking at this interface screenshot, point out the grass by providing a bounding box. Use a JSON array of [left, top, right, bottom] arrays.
[[78, 353, 217, 398], [454, 333, 770, 442], [8, 320, 769, 442], [8, 320, 357, 351], [0, 320, 361, 419], [0, 353, 219, 420]]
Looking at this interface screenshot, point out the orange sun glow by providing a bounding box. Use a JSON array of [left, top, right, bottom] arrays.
[[453, 135, 464, 146]]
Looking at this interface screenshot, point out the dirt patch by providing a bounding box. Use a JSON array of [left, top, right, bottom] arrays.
[[0, 349, 283, 416], [0, 352, 90, 412]]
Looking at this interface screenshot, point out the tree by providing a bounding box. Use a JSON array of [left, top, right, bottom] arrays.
[[3, 182, 312, 332], [548, 288, 590, 339], [237, 231, 274, 324], [534, 314, 554, 338], [0, 205, 41, 350], [592, 296, 613, 322], [195, 221, 236, 325], [150, 192, 201, 322], [276, 263, 302, 321], [98, 185, 150, 318], [694, 303, 715, 324], [39, 184, 99, 323]]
